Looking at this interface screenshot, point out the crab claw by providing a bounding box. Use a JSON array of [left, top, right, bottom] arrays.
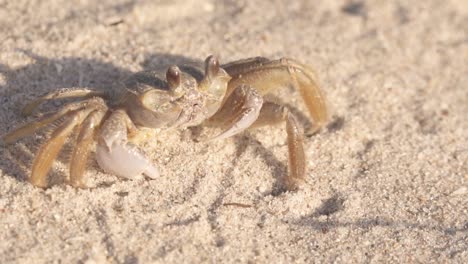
[[95, 110, 159, 180], [96, 141, 159, 179]]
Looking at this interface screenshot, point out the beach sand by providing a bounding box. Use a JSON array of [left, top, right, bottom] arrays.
[[0, 0, 467, 263]]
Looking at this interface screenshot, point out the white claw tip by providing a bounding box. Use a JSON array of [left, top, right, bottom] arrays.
[[96, 142, 159, 180]]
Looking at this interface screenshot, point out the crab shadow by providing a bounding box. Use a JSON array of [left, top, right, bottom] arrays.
[[0, 51, 295, 190]]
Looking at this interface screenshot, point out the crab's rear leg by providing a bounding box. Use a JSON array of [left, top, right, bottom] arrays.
[[2, 97, 107, 187], [95, 109, 159, 180], [29, 107, 97, 188], [69, 109, 107, 188], [3, 98, 106, 144], [22, 88, 107, 116], [223, 57, 328, 135]]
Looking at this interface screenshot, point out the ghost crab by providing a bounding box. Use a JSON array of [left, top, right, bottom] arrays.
[[3, 55, 328, 190]]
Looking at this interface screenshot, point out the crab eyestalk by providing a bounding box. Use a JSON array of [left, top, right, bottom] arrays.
[[205, 55, 220, 79], [166, 65, 181, 88], [138, 65, 183, 117], [166, 65, 184, 97], [199, 55, 232, 117]]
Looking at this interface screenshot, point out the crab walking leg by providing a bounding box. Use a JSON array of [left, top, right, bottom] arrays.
[[95, 109, 159, 179], [221, 57, 270, 78], [29, 108, 96, 188], [252, 102, 306, 191], [206, 84, 263, 140], [70, 110, 107, 188], [223, 57, 328, 134], [3, 98, 106, 144], [22, 88, 107, 116]]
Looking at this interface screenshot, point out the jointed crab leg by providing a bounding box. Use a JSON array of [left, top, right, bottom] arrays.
[[22, 88, 107, 116], [70, 109, 107, 188], [206, 93, 305, 191], [29, 108, 96, 188], [221, 57, 270, 77], [252, 102, 305, 191], [223, 57, 328, 134], [3, 98, 106, 144]]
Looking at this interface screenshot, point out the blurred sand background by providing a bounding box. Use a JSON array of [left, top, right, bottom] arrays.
[[0, 0, 467, 263]]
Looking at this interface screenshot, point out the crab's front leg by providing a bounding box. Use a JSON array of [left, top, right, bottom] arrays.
[[96, 109, 159, 180], [205, 84, 263, 140], [222, 57, 328, 135], [251, 102, 305, 191], [204, 85, 305, 191]]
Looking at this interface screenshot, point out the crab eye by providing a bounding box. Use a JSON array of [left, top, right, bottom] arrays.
[[205, 55, 220, 78], [166, 65, 181, 89]]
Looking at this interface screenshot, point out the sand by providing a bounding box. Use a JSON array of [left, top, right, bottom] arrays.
[[0, 0, 467, 263]]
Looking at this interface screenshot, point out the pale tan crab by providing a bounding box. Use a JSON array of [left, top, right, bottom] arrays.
[[3, 55, 328, 190]]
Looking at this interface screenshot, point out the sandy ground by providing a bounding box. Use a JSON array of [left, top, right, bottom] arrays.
[[0, 0, 467, 263]]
